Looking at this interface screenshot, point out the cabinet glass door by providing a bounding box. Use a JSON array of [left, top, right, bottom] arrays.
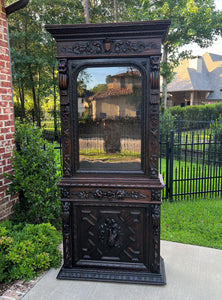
[[77, 66, 142, 172]]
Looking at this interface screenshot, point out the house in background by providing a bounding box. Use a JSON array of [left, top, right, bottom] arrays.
[[167, 52, 222, 107]]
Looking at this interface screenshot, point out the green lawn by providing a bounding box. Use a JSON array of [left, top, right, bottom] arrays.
[[161, 198, 222, 249]]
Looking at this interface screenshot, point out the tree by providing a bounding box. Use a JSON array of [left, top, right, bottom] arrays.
[[124, 0, 222, 109], [6, 0, 84, 126], [83, 0, 90, 23], [114, 0, 118, 22]]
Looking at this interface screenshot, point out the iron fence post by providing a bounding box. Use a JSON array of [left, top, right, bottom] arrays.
[[169, 130, 174, 201]]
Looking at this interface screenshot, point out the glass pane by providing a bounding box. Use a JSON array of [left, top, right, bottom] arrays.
[[77, 67, 142, 171]]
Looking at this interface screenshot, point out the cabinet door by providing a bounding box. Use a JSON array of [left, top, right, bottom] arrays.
[[72, 203, 151, 271]]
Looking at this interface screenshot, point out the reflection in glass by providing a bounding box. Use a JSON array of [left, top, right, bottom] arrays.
[[77, 67, 142, 171]]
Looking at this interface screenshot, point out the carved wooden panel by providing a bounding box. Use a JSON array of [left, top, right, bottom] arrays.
[[58, 39, 161, 58], [73, 205, 147, 268], [70, 188, 150, 202]]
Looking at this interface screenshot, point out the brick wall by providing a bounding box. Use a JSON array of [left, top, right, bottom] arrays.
[[0, 0, 18, 222]]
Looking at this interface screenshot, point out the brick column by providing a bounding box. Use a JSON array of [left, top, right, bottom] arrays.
[[0, 0, 18, 222]]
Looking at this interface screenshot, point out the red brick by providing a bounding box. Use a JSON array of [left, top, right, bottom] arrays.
[[0, 147, 5, 154], [0, 159, 6, 166], [3, 165, 12, 172], [2, 95, 12, 101], [0, 41, 7, 49], [0, 114, 9, 120], [0, 74, 6, 80], [0, 54, 9, 61], [1, 81, 11, 88], [0, 60, 5, 67], [2, 152, 11, 159], [3, 107, 13, 114], [0, 101, 8, 107], [0, 87, 7, 94], [1, 127, 10, 133], [0, 67, 10, 74]]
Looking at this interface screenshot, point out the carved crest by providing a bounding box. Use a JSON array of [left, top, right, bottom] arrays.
[[99, 218, 121, 248]]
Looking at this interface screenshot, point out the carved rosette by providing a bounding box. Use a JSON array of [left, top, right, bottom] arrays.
[[62, 201, 72, 267], [151, 189, 161, 202], [58, 59, 72, 177], [149, 56, 161, 179], [61, 187, 70, 199], [151, 204, 160, 273]]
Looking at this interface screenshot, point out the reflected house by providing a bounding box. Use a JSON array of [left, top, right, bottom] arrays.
[[89, 70, 142, 119], [78, 89, 93, 117], [88, 70, 142, 153]]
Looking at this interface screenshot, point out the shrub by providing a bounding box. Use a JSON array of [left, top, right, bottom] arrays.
[[210, 115, 222, 140], [5, 122, 61, 227], [0, 221, 62, 283], [160, 109, 176, 141], [169, 102, 222, 121]]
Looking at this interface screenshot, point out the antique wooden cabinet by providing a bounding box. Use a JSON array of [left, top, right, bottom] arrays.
[[46, 20, 170, 285]]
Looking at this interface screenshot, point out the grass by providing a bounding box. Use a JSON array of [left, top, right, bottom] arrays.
[[80, 149, 140, 162], [161, 198, 222, 249]]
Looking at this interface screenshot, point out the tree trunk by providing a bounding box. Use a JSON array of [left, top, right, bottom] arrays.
[[113, 0, 118, 22], [30, 70, 41, 127], [83, 0, 90, 24], [18, 84, 25, 121], [162, 43, 168, 110]]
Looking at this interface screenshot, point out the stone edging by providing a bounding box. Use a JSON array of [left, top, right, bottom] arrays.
[[0, 272, 46, 300]]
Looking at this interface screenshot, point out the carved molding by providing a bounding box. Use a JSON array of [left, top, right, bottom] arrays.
[[150, 56, 160, 90], [150, 154, 158, 179], [59, 40, 159, 56], [150, 90, 159, 105], [57, 266, 165, 284], [74, 189, 147, 200], [151, 204, 160, 273], [58, 59, 68, 90], [62, 201, 72, 267]]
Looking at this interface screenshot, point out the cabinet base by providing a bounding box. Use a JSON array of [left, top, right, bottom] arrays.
[[57, 257, 166, 285]]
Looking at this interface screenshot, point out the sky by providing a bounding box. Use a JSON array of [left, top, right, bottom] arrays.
[[184, 0, 222, 55]]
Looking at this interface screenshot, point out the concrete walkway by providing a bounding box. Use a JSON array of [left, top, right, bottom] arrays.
[[23, 241, 222, 300]]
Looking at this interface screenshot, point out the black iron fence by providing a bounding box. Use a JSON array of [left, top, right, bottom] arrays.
[[43, 114, 222, 201], [160, 124, 222, 201]]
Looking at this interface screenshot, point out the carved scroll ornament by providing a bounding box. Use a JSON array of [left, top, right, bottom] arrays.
[[59, 40, 159, 56], [150, 56, 160, 90], [74, 189, 147, 200], [58, 59, 68, 90]]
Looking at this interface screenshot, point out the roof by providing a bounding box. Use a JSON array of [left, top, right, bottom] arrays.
[[168, 52, 222, 100]]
